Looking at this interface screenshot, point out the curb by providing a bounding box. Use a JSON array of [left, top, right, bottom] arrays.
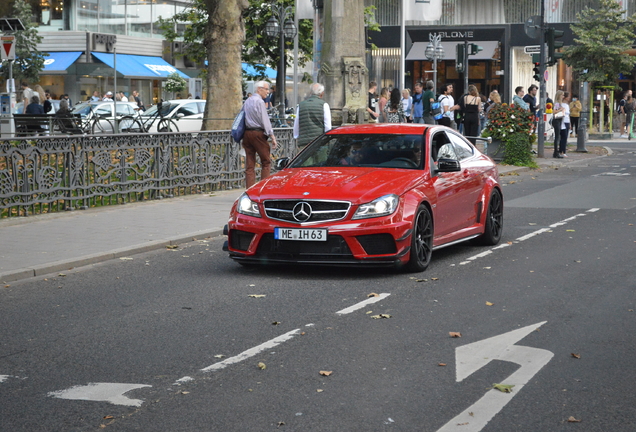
[[0, 228, 225, 283]]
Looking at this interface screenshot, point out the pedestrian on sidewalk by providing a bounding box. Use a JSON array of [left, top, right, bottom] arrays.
[[243, 80, 278, 188], [293, 83, 332, 149], [552, 90, 565, 158], [569, 94, 582, 137]]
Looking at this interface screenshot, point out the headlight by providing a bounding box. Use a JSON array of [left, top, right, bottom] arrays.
[[352, 194, 399, 220], [236, 193, 261, 217]]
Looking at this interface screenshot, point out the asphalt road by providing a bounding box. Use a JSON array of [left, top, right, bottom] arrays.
[[1, 143, 635, 432]]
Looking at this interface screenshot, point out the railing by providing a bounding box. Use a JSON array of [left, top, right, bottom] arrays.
[[0, 129, 296, 218]]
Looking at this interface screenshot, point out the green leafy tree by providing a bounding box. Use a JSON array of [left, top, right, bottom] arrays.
[[157, 0, 313, 81], [0, 0, 46, 84], [563, 0, 636, 85]]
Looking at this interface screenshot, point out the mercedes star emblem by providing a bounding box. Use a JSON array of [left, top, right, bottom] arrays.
[[292, 202, 312, 222]]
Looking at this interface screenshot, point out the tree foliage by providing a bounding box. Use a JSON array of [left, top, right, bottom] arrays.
[[157, 0, 313, 81], [0, 0, 46, 83], [563, 0, 636, 85]]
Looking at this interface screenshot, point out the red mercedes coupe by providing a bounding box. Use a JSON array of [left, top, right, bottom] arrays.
[[223, 123, 503, 272]]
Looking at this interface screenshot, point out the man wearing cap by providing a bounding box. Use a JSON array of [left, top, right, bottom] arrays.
[[242, 80, 278, 188], [102, 92, 113, 102]]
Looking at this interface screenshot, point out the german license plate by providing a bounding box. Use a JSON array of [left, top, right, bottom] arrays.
[[274, 228, 328, 241]]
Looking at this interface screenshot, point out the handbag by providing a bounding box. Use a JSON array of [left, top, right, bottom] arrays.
[[231, 107, 246, 143], [553, 111, 565, 119]]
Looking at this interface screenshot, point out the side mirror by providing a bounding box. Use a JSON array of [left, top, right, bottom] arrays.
[[176, 113, 185, 118], [436, 158, 461, 172], [275, 157, 290, 171]]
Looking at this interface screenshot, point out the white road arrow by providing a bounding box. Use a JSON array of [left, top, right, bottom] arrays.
[[48, 382, 152, 407], [437, 321, 553, 432]]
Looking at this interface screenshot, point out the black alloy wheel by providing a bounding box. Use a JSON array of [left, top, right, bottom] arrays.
[[406, 204, 433, 272], [475, 189, 503, 246]]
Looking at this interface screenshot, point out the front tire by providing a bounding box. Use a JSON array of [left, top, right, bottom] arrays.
[[406, 205, 433, 272], [475, 189, 503, 246], [158, 119, 179, 132]]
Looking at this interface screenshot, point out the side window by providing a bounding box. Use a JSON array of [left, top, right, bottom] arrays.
[[116, 105, 133, 116], [94, 106, 111, 117], [430, 132, 454, 161], [177, 103, 199, 117], [197, 101, 206, 113], [448, 133, 475, 160]]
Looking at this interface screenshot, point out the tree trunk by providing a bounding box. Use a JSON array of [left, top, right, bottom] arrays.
[[202, 0, 248, 131]]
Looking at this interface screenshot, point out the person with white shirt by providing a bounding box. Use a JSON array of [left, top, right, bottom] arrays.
[[437, 83, 456, 128]]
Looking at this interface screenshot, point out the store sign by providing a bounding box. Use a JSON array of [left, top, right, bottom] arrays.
[[93, 33, 117, 52], [436, 30, 474, 39]]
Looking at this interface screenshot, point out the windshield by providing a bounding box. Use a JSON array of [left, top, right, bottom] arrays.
[[289, 134, 424, 169], [72, 102, 100, 117], [141, 102, 174, 118]]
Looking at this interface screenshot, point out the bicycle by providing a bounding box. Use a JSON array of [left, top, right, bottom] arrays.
[[267, 104, 291, 128], [67, 103, 114, 134], [119, 101, 180, 133]]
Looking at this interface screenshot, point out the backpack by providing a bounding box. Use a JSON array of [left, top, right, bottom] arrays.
[[618, 99, 626, 114], [431, 101, 442, 119], [231, 107, 246, 143]]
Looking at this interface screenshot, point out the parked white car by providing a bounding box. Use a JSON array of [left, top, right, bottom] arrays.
[[140, 99, 206, 132], [71, 101, 140, 133]]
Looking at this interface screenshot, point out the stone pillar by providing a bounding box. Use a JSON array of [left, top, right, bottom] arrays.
[[319, 0, 368, 125]]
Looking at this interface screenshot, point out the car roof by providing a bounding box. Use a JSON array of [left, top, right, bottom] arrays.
[[326, 123, 431, 135]]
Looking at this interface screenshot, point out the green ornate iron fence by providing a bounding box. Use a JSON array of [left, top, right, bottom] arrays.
[[0, 129, 296, 218]]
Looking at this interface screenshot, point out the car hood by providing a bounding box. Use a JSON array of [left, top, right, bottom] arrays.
[[250, 168, 424, 203]]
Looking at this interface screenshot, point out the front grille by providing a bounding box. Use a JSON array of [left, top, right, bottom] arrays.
[[230, 230, 256, 251], [264, 200, 351, 224], [356, 234, 397, 255], [255, 233, 353, 261]]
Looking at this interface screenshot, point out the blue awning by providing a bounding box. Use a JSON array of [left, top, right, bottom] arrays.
[[242, 63, 277, 79], [92, 52, 189, 79], [43, 52, 82, 73]]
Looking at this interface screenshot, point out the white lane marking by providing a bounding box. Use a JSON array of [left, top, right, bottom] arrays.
[[459, 209, 598, 265], [48, 383, 152, 407], [0, 375, 11, 383], [174, 376, 193, 385], [335, 293, 391, 315], [437, 322, 553, 432], [200, 329, 301, 372]]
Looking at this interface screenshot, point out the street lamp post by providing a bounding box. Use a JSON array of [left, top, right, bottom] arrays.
[[265, 5, 297, 120], [424, 33, 444, 89]]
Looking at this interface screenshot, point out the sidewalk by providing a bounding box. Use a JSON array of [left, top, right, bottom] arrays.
[[0, 141, 613, 283]]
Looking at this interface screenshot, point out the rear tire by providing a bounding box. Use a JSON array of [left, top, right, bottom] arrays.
[[475, 189, 503, 246], [91, 118, 113, 134], [406, 205, 433, 272]]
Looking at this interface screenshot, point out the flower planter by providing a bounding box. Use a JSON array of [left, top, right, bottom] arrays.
[[486, 139, 505, 161]]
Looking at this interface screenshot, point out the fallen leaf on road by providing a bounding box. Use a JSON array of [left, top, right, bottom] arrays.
[[486, 301, 494, 306], [58, 273, 66, 277], [368, 293, 379, 297], [317, 389, 323, 392], [166, 245, 178, 249], [272, 321, 281, 325], [277, 422, 285, 427], [483, 267, 491, 269], [103, 415, 114, 419], [3, 285, 9, 288], [493, 383, 515, 393], [438, 363, 447, 367], [300, 332, 306, 335], [571, 353, 581, 359], [119, 257, 133, 261], [509, 180, 516, 184], [449, 332, 462, 338], [371, 314, 392, 319], [415, 278, 427, 282], [568, 416, 581, 423], [457, 423, 469, 426], [431, 277, 439, 281], [181, 391, 190, 395], [366, 311, 373, 314], [319, 371, 332, 376], [248, 294, 266, 298], [507, 241, 513, 245], [566, 229, 576, 232], [258, 362, 266, 370]]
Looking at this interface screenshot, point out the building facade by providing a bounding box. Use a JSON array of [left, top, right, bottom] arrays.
[[20, 0, 200, 105], [365, 0, 636, 103]]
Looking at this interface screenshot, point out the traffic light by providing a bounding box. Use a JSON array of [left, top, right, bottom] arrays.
[[456, 43, 465, 73], [532, 62, 541, 82], [546, 27, 564, 66], [468, 43, 483, 56]]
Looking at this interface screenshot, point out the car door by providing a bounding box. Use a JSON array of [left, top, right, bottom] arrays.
[[175, 102, 203, 131], [447, 132, 483, 227], [428, 130, 472, 238]]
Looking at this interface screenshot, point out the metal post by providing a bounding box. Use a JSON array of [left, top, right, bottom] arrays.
[[113, 47, 118, 133], [537, 0, 546, 158], [277, 29, 286, 119], [292, 0, 299, 112], [576, 81, 588, 152], [463, 40, 469, 95]]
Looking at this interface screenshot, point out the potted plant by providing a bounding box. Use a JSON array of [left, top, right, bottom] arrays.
[[481, 103, 535, 166], [164, 72, 188, 95]]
